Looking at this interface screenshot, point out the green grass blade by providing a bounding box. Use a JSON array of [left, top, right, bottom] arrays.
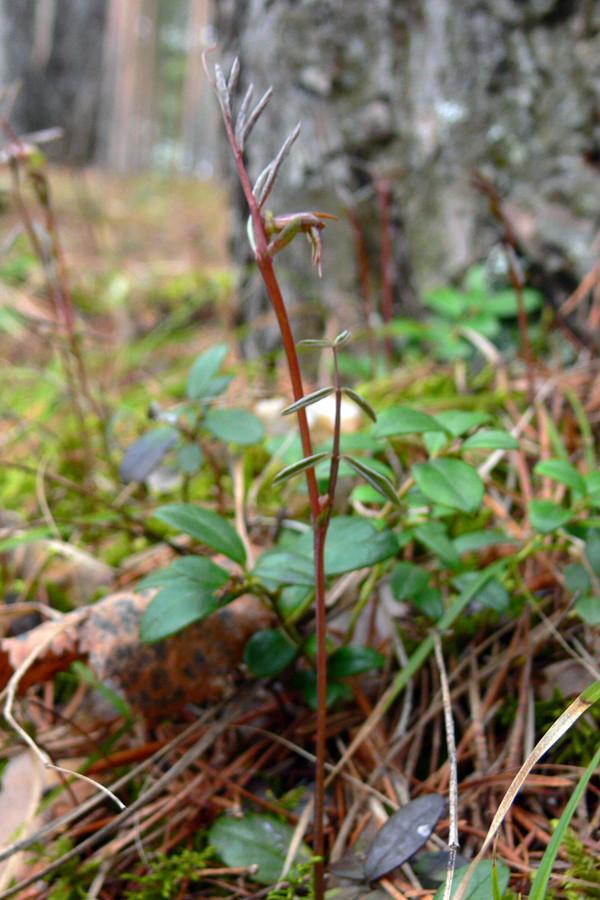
[[528, 741, 600, 900]]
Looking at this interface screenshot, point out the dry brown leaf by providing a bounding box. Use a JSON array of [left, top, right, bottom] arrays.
[[0, 590, 270, 723]]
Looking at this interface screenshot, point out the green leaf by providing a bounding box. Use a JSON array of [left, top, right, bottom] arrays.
[[485, 287, 542, 317], [575, 595, 600, 625], [244, 630, 298, 676], [433, 860, 510, 900], [138, 557, 230, 642], [136, 566, 184, 590], [462, 429, 519, 450], [281, 387, 334, 415], [153, 503, 246, 565], [186, 344, 229, 401], [294, 516, 399, 575], [585, 472, 600, 506], [169, 556, 230, 582], [209, 814, 311, 885], [272, 451, 331, 485], [433, 410, 490, 438], [534, 459, 587, 495], [140, 580, 225, 642], [453, 572, 510, 612], [292, 670, 352, 709], [178, 443, 203, 474], [342, 387, 377, 422], [372, 407, 447, 438], [528, 500, 573, 534], [424, 287, 469, 319], [252, 551, 315, 588], [423, 431, 449, 456], [453, 530, 516, 554], [412, 459, 484, 513], [414, 523, 461, 570], [204, 408, 265, 445], [327, 646, 385, 680], [390, 562, 430, 602], [342, 455, 400, 505], [413, 586, 444, 619], [586, 528, 600, 577], [140, 555, 229, 591], [564, 563, 591, 596]]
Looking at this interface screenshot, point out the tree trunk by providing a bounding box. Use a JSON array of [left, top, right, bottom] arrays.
[[0, 0, 108, 162], [212, 0, 600, 353]]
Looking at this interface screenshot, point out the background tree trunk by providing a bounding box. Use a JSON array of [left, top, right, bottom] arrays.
[[212, 0, 600, 354], [0, 0, 108, 162]]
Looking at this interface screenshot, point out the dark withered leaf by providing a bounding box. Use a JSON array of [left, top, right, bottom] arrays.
[[365, 795, 445, 883]]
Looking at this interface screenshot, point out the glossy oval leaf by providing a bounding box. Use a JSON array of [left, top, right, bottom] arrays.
[[486, 287, 542, 316], [204, 408, 265, 445], [412, 459, 484, 513], [462, 429, 519, 451], [528, 499, 573, 534], [120, 427, 178, 484], [453, 572, 509, 612], [294, 516, 399, 575], [372, 407, 447, 438], [414, 523, 461, 570], [534, 459, 587, 495], [433, 860, 510, 900], [292, 669, 352, 710], [140, 581, 223, 642], [433, 410, 490, 438], [586, 528, 600, 577], [585, 471, 600, 506], [390, 562, 430, 602], [252, 551, 315, 588], [365, 795, 445, 882], [186, 344, 229, 401], [153, 503, 246, 565], [575, 595, 600, 625], [178, 442, 203, 474], [209, 814, 311, 885], [413, 586, 444, 619], [423, 430, 449, 456], [342, 455, 400, 505], [328, 646, 385, 680], [564, 563, 591, 596], [453, 530, 516, 554], [412, 851, 471, 889], [244, 629, 298, 677]]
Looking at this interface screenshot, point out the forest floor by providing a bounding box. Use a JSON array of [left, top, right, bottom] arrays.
[[1, 165, 600, 900]]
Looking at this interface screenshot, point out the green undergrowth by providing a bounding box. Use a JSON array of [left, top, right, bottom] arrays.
[[1, 139, 600, 900]]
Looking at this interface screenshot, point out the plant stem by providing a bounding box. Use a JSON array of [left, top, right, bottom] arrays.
[[203, 54, 332, 897]]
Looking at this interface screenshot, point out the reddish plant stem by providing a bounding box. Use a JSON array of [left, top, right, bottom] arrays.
[[205, 57, 330, 898], [220, 110, 320, 516]]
